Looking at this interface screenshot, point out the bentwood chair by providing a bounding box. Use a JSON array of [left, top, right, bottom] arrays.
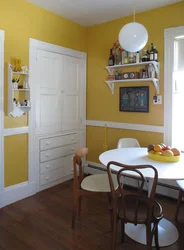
[[175, 180, 184, 220], [107, 161, 163, 250], [72, 148, 118, 228], [117, 138, 140, 148]]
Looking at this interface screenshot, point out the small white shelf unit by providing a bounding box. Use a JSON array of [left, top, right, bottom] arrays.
[[8, 64, 31, 117], [105, 61, 160, 94]]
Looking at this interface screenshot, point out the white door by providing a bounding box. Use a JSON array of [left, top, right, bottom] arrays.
[[35, 50, 63, 135], [62, 55, 80, 131]]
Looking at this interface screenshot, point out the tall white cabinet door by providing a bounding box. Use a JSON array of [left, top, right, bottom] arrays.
[[35, 50, 63, 135], [62, 55, 80, 131]]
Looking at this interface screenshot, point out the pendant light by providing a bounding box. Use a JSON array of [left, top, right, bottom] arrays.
[[118, 5, 148, 52]]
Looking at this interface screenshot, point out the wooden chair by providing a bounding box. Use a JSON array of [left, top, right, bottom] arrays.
[[117, 138, 140, 148], [107, 161, 163, 250], [72, 148, 118, 228], [175, 180, 184, 220]]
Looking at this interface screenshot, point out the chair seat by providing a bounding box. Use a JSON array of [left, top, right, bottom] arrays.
[[118, 195, 162, 224], [81, 174, 118, 192], [176, 180, 184, 191]]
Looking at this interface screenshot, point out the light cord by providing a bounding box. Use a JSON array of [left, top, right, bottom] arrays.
[[134, 4, 135, 22]]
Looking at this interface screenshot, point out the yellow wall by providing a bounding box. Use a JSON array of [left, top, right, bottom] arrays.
[[4, 134, 28, 187], [2, 0, 87, 186], [86, 1, 184, 163]]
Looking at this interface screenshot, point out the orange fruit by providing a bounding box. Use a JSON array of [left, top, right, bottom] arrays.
[[154, 144, 162, 152]]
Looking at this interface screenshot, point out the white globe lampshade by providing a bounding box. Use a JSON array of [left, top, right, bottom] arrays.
[[118, 22, 148, 52]]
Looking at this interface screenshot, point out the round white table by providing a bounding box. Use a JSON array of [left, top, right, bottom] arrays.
[[99, 147, 184, 247]]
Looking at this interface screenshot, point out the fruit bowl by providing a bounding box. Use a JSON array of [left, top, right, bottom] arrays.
[[147, 143, 180, 163], [148, 152, 180, 162]]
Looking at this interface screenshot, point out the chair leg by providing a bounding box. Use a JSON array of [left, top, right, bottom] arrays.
[[121, 220, 125, 243], [154, 224, 160, 250], [107, 193, 113, 230], [111, 216, 118, 250], [78, 196, 82, 216], [146, 223, 152, 250], [72, 196, 78, 228], [175, 190, 183, 221]]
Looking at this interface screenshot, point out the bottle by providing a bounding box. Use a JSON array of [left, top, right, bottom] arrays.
[[141, 50, 148, 62], [136, 51, 140, 63], [153, 45, 158, 61], [13, 98, 17, 109], [142, 69, 146, 78], [128, 52, 134, 64], [108, 49, 114, 66], [121, 50, 125, 65], [124, 51, 129, 64], [149, 43, 154, 61], [147, 50, 150, 61]]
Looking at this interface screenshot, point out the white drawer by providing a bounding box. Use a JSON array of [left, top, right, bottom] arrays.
[[40, 143, 79, 162], [40, 168, 63, 185], [40, 133, 79, 151], [40, 159, 73, 186], [40, 155, 73, 174]]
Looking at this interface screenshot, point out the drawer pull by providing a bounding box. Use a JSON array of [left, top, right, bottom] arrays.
[[46, 165, 50, 169], [71, 148, 74, 151], [45, 177, 50, 180], [46, 141, 50, 146], [71, 137, 74, 140], [46, 154, 50, 158]]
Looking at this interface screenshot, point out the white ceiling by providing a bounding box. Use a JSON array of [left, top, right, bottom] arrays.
[[26, 0, 181, 27]]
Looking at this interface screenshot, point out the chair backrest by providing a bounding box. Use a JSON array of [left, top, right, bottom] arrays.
[[117, 138, 140, 148], [107, 161, 158, 224], [73, 148, 88, 190]]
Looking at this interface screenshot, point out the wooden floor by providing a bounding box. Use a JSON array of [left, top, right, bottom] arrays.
[[0, 180, 184, 250]]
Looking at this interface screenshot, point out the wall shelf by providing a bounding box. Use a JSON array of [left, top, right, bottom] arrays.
[[9, 65, 29, 75], [105, 78, 159, 95], [105, 61, 160, 94], [8, 64, 31, 117]]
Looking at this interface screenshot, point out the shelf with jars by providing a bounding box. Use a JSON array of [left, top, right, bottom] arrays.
[[8, 63, 31, 117], [106, 42, 160, 95]]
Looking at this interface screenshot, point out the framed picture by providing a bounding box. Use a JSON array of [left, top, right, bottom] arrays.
[[119, 86, 149, 112]]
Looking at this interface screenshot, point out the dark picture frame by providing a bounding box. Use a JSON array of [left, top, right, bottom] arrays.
[[119, 86, 149, 113]]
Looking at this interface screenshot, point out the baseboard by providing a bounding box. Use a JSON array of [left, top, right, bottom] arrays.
[[1, 181, 37, 208]]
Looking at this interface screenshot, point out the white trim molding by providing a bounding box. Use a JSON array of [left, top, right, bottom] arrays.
[[4, 126, 29, 136], [0, 30, 4, 207], [29, 38, 87, 59], [86, 120, 164, 133], [164, 26, 184, 146]]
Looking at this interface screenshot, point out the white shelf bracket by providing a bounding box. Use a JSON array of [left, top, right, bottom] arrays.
[[153, 79, 160, 94], [106, 67, 114, 75], [107, 82, 114, 94], [153, 62, 160, 78]]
